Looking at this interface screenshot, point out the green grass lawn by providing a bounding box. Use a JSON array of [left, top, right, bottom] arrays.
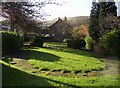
[[1, 61, 119, 87], [27, 42, 105, 72], [1, 42, 119, 87]]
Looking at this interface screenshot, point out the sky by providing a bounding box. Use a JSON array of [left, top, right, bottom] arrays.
[[43, 0, 92, 20], [0, 0, 119, 21], [42, 0, 120, 21]]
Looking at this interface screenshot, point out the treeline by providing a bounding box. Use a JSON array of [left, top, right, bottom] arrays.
[[89, 0, 119, 57]]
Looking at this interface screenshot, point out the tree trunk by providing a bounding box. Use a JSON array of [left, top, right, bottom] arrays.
[[94, 43, 106, 57], [11, 21, 15, 32]]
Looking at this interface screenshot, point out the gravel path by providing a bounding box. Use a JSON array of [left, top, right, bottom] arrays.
[[99, 57, 119, 75]]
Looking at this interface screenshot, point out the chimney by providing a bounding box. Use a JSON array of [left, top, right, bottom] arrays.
[[64, 17, 67, 21], [58, 17, 61, 20]]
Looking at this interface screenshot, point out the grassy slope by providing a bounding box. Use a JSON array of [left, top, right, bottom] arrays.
[[28, 42, 105, 72], [1, 61, 119, 87]]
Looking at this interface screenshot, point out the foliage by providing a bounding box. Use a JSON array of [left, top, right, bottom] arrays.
[[89, 0, 117, 42], [105, 0, 117, 16], [41, 36, 53, 42], [100, 14, 119, 35], [1, 1, 61, 33], [2, 20, 11, 26], [63, 38, 70, 43], [84, 35, 93, 50], [1, 31, 23, 55], [67, 39, 86, 49], [99, 1, 117, 36], [100, 29, 119, 55], [89, 2, 100, 42], [72, 25, 88, 39], [31, 36, 44, 47], [99, 2, 106, 23], [99, 1, 117, 25]]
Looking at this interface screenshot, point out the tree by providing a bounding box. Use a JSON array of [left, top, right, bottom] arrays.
[[89, 0, 117, 42], [105, 0, 117, 16], [72, 25, 88, 39], [99, 0, 106, 22], [1, 1, 61, 33], [89, 1, 100, 42], [89, 0, 119, 56], [99, 0, 117, 35]]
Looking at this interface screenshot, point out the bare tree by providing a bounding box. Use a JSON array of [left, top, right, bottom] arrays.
[[1, 0, 62, 34]]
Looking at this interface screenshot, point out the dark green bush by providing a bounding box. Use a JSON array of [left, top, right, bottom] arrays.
[[1, 31, 23, 55], [67, 39, 86, 49], [31, 36, 43, 47], [41, 36, 53, 42], [100, 29, 119, 56]]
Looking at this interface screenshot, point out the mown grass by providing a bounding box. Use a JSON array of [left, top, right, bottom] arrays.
[[2, 42, 119, 87], [1, 60, 119, 87], [27, 42, 105, 72]]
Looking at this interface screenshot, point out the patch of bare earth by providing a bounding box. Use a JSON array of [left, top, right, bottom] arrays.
[[12, 56, 119, 77], [12, 58, 34, 71]]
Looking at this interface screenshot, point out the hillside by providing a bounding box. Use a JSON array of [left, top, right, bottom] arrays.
[[45, 16, 90, 27]]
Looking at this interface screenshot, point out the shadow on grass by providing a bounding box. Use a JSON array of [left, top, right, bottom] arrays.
[[2, 64, 51, 87], [43, 46, 95, 58], [2, 63, 77, 87], [9, 49, 60, 62]]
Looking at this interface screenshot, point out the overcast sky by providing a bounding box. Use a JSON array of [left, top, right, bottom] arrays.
[[43, 0, 92, 20], [43, 0, 120, 20]]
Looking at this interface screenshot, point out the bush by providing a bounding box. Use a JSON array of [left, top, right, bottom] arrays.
[[23, 33, 38, 42], [31, 36, 43, 47], [67, 39, 86, 49], [100, 29, 119, 56], [1, 31, 23, 55], [63, 38, 70, 43], [84, 35, 93, 50], [41, 36, 53, 42]]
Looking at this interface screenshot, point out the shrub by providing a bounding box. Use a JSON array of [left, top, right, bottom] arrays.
[[1, 31, 23, 55], [67, 39, 86, 49], [72, 25, 89, 39], [31, 36, 43, 47], [84, 35, 93, 50], [100, 29, 119, 56], [63, 38, 70, 43], [41, 36, 53, 42], [23, 33, 38, 42]]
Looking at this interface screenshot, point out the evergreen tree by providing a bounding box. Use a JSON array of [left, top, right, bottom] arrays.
[[89, 1, 100, 42], [99, 0, 117, 35], [89, 0, 117, 42], [99, 0, 106, 19], [105, 0, 117, 16]]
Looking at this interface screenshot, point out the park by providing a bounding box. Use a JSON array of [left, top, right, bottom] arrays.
[[0, 0, 120, 87]]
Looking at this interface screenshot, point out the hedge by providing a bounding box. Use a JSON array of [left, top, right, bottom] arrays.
[[1, 31, 23, 55], [67, 39, 86, 49]]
